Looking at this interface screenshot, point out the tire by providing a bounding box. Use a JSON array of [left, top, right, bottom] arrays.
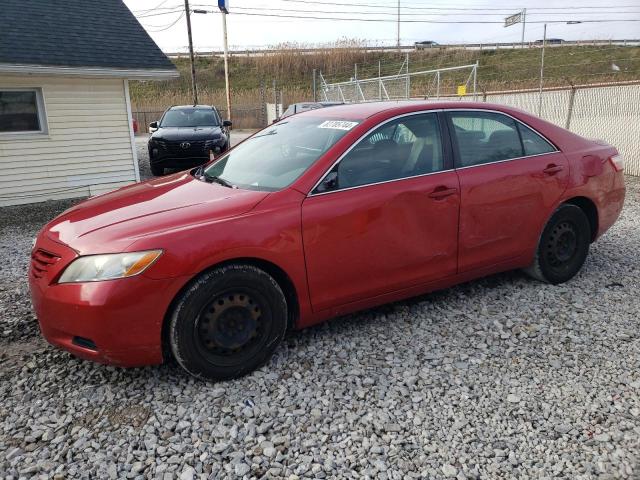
[[169, 264, 287, 381], [150, 163, 165, 176], [525, 204, 591, 285]]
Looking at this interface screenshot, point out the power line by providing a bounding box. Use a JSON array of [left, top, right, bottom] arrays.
[[133, 0, 175, 14], [145, 12, 185, 31], [191, 9, 640, 23], [273, 0, 640, 12], [227, 5, 640, 17]]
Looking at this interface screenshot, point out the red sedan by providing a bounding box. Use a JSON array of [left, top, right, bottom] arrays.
[[29, 102, 625, 380]]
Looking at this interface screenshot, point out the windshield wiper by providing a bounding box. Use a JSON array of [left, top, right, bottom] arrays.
[[202, 171, 235, 188]]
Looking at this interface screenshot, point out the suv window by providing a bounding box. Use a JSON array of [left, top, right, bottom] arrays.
[[161, 108, 220, 127], [517, 123, 556, 156], [448, 111, 524, 167], [318, 113, 443, 192]]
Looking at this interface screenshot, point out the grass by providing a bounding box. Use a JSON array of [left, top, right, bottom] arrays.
[[130, 40, 640, 115]]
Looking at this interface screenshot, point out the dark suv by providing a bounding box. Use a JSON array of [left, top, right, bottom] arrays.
[[148, 105, 232, 176]]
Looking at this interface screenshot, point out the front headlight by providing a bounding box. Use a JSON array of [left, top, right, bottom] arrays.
[[58, 250, 162, 283]]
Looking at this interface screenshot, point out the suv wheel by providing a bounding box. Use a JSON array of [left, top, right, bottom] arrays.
[[150, 163, 165, 176]]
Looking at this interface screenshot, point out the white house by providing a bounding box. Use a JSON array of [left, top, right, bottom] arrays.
[[0, 0, 178, 206]]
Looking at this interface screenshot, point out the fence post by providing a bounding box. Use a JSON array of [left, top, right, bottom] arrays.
[[473, 61, 478, 100], [565, 85, 576, 130], [354, 64, 358, 103], [272, 79, 278, 118], [259, 80, 266, 127], [405, 53, 410, 99], [312, 69, 317, 102], [379, 60, 382, 101]]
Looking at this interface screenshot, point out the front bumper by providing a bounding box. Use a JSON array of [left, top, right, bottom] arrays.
[[149, 139, 227, 169], [28, 236, 188, 367]]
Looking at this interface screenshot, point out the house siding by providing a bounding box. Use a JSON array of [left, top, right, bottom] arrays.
[[0, 76, 138, 206]]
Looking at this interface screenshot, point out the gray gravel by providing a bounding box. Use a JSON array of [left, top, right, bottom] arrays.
[[1, 175, 639, 479]]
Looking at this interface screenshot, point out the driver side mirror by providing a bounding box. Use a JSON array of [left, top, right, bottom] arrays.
[[315, 171, 338, 193], [223, 120, 232, 128], [149, 121, 158, 129]]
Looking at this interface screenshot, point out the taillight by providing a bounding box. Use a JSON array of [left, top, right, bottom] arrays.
[[610, 154, 624, 172]]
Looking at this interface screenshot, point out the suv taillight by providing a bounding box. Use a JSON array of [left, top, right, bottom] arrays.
[[610, 154, 624, 172]]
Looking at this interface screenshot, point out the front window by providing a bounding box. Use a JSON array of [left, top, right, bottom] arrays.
[[0, 89, 47, 134], [202, 116, 359, 191], [161, 108, 219, 127], [314, 112, 444, 193]]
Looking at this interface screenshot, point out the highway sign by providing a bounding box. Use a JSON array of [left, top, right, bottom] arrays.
[[504, 12, 523, 28]]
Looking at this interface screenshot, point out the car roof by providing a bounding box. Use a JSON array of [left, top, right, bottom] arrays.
[[170, 105, 216, 110], [298, 100, 522, 120]]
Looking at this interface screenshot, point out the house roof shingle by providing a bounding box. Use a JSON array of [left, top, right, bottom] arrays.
[[0, 0, 176, 72]]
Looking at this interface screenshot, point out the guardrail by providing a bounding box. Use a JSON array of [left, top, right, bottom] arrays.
[[165, 39, 640, 58]]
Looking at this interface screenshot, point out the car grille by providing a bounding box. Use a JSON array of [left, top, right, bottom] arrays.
[[31, 249, 61, 279], [156, 139, 217, 155]]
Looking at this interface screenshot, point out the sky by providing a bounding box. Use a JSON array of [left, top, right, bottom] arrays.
[[124, 0, 640, 52]]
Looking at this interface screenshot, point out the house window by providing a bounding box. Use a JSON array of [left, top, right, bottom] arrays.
[[0, 89, 47, 134]]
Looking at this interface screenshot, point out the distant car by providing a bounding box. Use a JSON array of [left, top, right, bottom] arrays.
[[278, 102, 343, 121], [415, 41, 439, 49], [535, 38, 564, 45], [29, 101, 625, 381], [147, 105, 232, 176]]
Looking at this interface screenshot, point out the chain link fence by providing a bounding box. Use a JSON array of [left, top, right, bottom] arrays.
[[320, 64, 478, 103], [134, 81, 639, 176], [480, 82, 640, 176]]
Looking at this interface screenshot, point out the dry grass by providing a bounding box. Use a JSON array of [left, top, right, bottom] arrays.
[[130, 41, 640, 128]]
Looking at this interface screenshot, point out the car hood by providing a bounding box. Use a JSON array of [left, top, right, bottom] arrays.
[[152, 126, 223, 141], [44, 172, 269, 254]]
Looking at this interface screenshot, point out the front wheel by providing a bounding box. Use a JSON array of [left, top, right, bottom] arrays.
[[169, 264, 287, 381], [525, 204, 591, 284], [150, 163, 165, 176]]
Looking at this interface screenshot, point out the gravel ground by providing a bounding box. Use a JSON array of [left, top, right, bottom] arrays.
[[1, 174, 639, 479]]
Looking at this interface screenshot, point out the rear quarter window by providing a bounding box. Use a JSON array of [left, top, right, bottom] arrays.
[[517, 123, 556, 156]]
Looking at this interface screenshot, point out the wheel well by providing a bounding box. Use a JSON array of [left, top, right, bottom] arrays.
[[564, 196, 598, 242], [160, 258, 300, 362]]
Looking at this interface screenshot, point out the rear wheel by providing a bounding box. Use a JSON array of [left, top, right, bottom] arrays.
[[525, 204, 591, 284], [169, 264, 287, 381]]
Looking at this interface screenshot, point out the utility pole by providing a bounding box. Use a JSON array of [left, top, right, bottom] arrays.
[[396, 0, 401, 50], [521, 8, 527, 47], [221, 10, 231, 122], [538, 23, 547, 116], [184, 0, 198, 105]]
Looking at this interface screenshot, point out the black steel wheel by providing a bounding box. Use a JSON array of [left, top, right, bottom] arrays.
[[525, 204, 591, 284], [169, 264, 287, 381]]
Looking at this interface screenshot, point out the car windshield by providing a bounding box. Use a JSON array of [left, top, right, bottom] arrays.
[[201, 116, 359, 191], [161, 108, 219, 127]]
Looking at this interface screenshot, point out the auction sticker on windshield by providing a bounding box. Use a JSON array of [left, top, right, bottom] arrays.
[[318, 120, 359, 131]]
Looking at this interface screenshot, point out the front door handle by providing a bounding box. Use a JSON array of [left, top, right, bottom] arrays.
[[428, 186, 458, 199], [543, 164, 564, 175]]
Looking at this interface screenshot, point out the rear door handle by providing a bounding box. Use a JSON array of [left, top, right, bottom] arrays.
[[428, 186, 458, 199], [543, 164, 564, 175]]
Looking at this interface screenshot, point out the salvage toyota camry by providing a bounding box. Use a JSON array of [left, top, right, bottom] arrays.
[[29, 101, 625, 380]]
